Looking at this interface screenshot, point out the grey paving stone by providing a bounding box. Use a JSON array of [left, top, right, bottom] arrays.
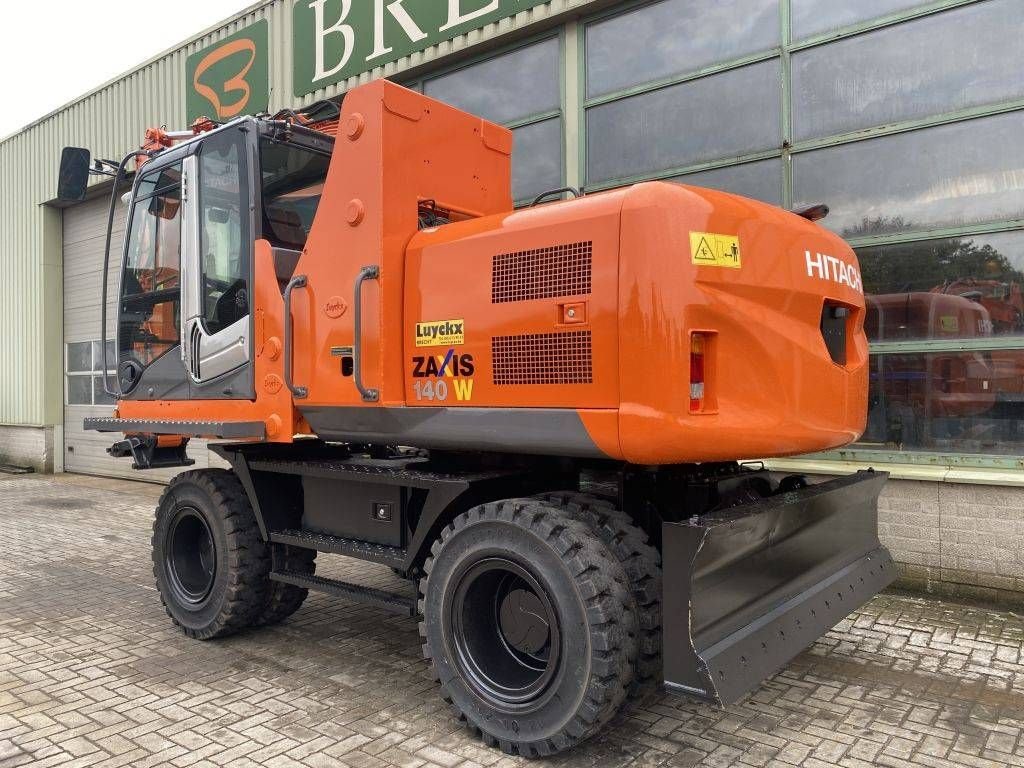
[[2, 473, 1023, 767]]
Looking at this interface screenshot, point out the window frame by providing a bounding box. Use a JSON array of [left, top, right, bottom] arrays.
[[64, 340, 117, 408]]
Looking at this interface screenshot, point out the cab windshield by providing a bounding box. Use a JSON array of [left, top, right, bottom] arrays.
[[260, 138, 331, 251]]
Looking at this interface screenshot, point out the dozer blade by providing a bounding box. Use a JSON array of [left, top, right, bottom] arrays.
[[662, 470, 893, 705]]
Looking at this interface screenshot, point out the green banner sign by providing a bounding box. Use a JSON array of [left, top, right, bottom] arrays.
[[293, 0, 550, 97], [187, 21, 270, 123]]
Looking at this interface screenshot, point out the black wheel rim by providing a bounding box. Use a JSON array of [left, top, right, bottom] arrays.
[[448, 557, 561, 711], [165, 507, 217, 608]]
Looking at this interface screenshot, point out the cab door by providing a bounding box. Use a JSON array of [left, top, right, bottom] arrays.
[[180, 124, 256, 398]]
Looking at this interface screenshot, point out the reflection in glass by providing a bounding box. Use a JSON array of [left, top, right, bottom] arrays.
[[672, 158, 783, 206], [425, 38, 560, 125], [587, 60, 781, 185], [858, 350, 1024, 455], [793, 0, 1024, 141], [586, 0, 778, 98], [793, 112, 1024, 238], [512, 119, 562, 203], [792, 0, 925, 40], [859, 232, 1024, 340]]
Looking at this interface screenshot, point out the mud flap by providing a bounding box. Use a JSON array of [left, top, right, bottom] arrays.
[[662, 470, 894, 705]]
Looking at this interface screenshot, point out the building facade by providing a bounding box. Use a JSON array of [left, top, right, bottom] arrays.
[[1, 0, 1022, 600]]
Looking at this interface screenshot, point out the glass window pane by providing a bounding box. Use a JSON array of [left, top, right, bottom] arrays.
[[512, 119, 563, 203], [586, 0, 779, 98], [793, 0, 1024, 141], [859, 350, 1024, 455], [586, 60, 781, 185], [792, 111, 1024, 239], [66, 376, 92, 405], [672, 158, 783, 206], [67, 342, 92, 373], [260, 137, 331, 251], [91, 340, 116, 373], [121, 162, 182, 370], [860, 231, 1024, 341], [792, 0, 925, 40], [93, 376, 115, 406], [424, 38, 560, 125], [199, 128, 251, 336]]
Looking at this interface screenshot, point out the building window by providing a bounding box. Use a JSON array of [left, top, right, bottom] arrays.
[[424, 36, 563, 203], [792, 111, 1024, 240], [66, 341, 116, 407], [581, 0, 784, 200], [585, 0, 779, 99], [791, 0, 930, 41], [791, 0, 1024, 142], [585, 60, 781, 186], [672, 158, 784, 207], [862, 351, 1024, 456]]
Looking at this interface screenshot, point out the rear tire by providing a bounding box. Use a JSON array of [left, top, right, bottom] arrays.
[[419, 499, 637, 757], [152, 469, 269, 640], [256, 545, 316, 626], [540, 491, 662, 695]]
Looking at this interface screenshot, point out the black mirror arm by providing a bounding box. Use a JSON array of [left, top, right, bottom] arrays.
[[90, 159, 122, 178]]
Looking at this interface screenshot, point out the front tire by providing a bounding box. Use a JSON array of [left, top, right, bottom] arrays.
[[419, 499, 637, 757], [152, 469, 270, 639]]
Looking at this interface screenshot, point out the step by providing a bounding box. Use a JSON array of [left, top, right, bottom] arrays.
[[268, 529, 407, 568], [270, 570, 416, 616]]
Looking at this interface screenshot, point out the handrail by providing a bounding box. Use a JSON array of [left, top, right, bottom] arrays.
[[354, 265, 380, 402], [283, 274, 309, 399]]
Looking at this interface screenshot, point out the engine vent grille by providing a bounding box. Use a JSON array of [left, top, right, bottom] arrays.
[[492, 330, 593, 385], [491, 241, 592, 303]]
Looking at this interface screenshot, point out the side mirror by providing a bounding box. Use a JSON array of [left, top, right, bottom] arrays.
[[57, 147, 91, 202]]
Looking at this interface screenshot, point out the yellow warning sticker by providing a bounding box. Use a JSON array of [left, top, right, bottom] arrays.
[[690, 232, 742, 269]]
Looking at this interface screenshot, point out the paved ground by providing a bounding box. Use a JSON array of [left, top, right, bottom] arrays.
[[2, 475, 1024, 768]]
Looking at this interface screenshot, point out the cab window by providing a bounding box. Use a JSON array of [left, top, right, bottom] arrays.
[[198, 128, 251, 335], [119, 163, 182, 368], [260, 138, 331, 251]]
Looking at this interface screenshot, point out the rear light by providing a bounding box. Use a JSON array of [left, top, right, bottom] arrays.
[[690, 333, 707, 412]]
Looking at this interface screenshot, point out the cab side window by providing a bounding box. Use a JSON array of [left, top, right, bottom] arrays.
[[198, 128, 251, 335]]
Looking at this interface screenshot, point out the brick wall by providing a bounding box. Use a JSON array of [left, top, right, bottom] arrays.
[[879, 478, 1024, 605], [0, 425, 53, 473]]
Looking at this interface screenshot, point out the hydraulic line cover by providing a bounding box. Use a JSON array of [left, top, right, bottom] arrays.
[[662, 471, 893, 704]]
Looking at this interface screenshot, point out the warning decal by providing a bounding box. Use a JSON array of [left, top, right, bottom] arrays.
[[690, 232, 742, 269]]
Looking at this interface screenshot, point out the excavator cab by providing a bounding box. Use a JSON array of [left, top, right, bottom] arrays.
[[58, 119, 334, 408]]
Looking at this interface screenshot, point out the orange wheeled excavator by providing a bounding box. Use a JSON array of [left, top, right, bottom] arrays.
[[58, 80, 893, 756]]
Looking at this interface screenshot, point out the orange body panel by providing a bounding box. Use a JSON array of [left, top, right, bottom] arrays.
[[117, 81, 870, 466], [289, 81, 514, 411]]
